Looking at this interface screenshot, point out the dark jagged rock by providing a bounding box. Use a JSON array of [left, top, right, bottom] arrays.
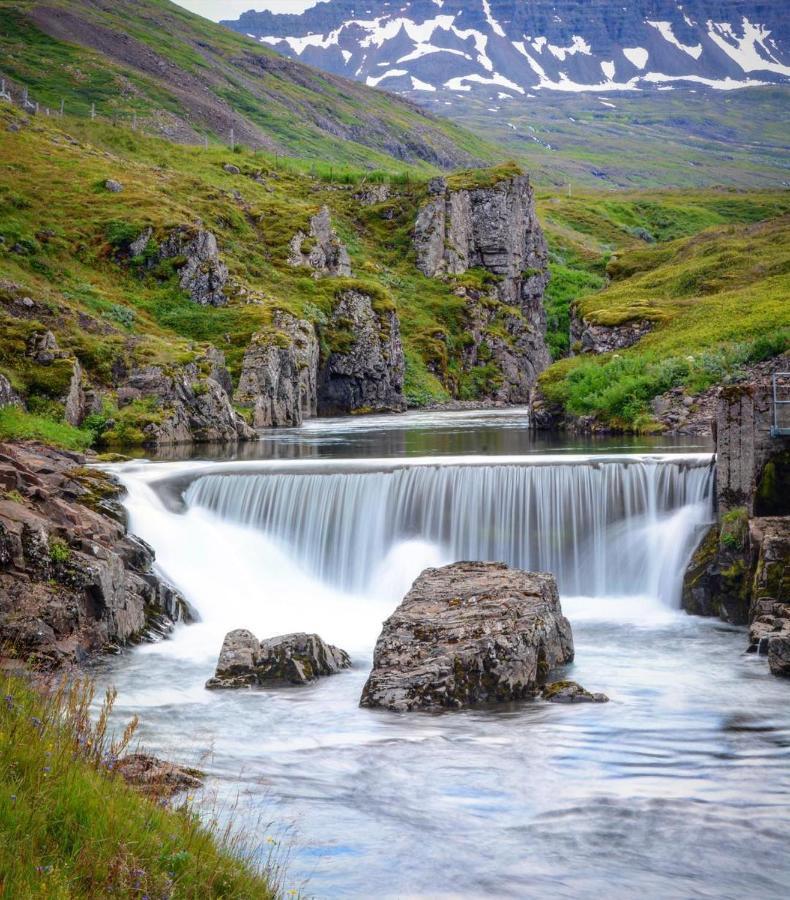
[[118, 351, 255, 447], [542, 681, 609, 704], [413, 173, 550, 403], [0, 442, 192, 669], [206, 629, 351, 689], [317, 290, 405, 415], [288, 206, 351, 278], [234, 312, 319, 427], [716, 367, 790, 516], [747, 518, 790, 676], [360, 562, 574, 712], [682, 369, 790, 675], [158, 226, 229, 307]]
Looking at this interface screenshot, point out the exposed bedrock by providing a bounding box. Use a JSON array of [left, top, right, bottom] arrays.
[[360, 561, 574, 712], [317, 290, 406, 415], [156, 225, 230, 307], [206, 629, 351, 689], [234, 312, 320, 428], [0, 442, 192, 669], [118, 349, 255, 447], [682, 367, 790, 674], [288, 206, 352, 278], [569, 311, 653, 355], [413, 173, 550, 402]]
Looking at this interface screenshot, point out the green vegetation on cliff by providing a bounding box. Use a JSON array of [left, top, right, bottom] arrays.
[[0, 674, 277, 898], [535, 191, 790, 429]]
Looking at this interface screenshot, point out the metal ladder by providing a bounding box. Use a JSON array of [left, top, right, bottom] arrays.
[[771, 373, 790, 437]]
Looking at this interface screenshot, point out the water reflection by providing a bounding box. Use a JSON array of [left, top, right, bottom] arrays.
[[144, 408, 712, 463]]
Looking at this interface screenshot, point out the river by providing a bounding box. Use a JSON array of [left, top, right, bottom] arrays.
[[95, 409, 790, 899]]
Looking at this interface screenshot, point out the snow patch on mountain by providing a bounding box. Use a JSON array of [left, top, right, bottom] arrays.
[[229, 1, 790, 99]]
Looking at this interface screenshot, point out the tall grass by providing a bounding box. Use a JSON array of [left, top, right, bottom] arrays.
[[0, 674, 280, 898]]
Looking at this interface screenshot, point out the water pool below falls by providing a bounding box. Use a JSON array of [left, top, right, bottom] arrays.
[[96, 414, 790, 899]]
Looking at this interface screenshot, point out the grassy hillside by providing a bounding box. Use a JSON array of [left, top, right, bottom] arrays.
[[0, 673, 278, 898], [0, 100, 787, 446], [0, 0, 498, 171], [537, 199, 790, 429], [450, 87, 790, 190]]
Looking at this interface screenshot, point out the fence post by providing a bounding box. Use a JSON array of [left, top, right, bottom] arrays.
[[230, 127, 235, 151], [60, 98, 65, 117], [91, 102, 96, 120], [204, 135, 208, 151]]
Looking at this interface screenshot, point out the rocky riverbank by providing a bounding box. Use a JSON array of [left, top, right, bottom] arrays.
[[0, 441, 191, 669], [681, 370, 790, 674]]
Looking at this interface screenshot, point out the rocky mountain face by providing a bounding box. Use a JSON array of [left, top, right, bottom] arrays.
[[226, 0, 790, 100]]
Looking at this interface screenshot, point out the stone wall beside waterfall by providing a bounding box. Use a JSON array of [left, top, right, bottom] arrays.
[[682, 367, 790, 673]]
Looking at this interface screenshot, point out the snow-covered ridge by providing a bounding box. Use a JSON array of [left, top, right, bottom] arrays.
[[226, 0, 790, 97]]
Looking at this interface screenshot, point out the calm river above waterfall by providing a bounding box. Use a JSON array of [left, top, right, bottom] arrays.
[[96, 410, 790, 899]]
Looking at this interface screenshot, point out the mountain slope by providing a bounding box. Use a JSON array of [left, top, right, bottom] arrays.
[[227, 0, 790, 96], [0, 0, 499, 170], [224, 0, 790, 189]]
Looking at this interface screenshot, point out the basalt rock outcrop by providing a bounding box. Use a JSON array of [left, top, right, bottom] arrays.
[[206, 629, 351, 689], [234, 312, 319, 428], [0, 442, 192, 669], [682, 366, 790, 674], [317, 290, 406, 415], [288, 206, 352, 278], [747, 517, 790, 676], [128, 225, 229, 307], [117, 351, 255, 447], [360, 562, 574, 712], [413, 174, 550, 403], [570, 312, 653, 355]]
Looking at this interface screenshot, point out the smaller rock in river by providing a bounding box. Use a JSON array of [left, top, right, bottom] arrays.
[[206, 629, 351, 689], [542, 681, 609, 704]]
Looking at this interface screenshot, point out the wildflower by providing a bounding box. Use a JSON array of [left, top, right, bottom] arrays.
[[4, 695, 13, 709], [43, 766, 51, 773], [30, 716, 43, 729]]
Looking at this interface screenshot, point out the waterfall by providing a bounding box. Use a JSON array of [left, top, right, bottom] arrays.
[[182, 455, 714, 605]]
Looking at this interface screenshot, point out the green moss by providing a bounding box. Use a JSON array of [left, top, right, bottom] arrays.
[[0, 407, 92, 451], [48, 537, 71, 564]]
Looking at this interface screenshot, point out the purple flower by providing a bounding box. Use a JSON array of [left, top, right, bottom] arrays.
[[4, 695, 13, 709]]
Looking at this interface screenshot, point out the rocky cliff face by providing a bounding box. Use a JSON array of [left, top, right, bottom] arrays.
[[234, 312, 320, 428], [414, 174, 550, 402], [156, 226, 229, 307], [117, 352, 255, 447], [0, 442, 191, 669], [682, 367, 790, 673], [317, 290, 406, 415], [569, 312, 653, 355]]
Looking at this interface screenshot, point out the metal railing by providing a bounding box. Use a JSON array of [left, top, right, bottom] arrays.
[[771, 372, 790, 437]]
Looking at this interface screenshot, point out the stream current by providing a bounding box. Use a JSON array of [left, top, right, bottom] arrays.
[[97, 410, 790, 899]]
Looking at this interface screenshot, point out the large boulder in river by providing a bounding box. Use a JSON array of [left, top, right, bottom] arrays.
[[360, 562, 574, 712], [206, 629, 351, 689]]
